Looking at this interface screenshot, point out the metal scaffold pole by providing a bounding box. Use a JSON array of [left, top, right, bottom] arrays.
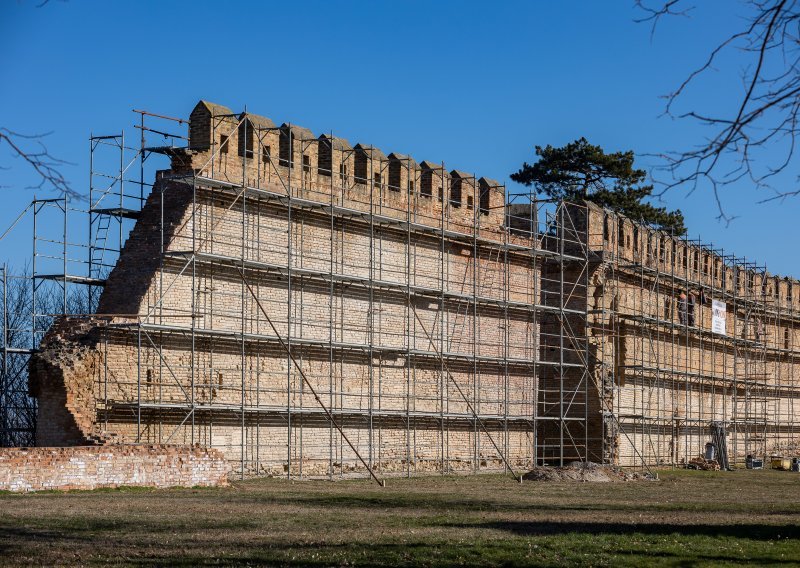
[[13, 101, 800, 480]]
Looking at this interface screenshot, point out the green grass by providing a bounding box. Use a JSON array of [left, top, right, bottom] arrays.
[[1, 469, 799, 566]]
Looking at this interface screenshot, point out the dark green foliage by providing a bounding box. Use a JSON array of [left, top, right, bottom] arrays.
[[511, 137, 687, 235]]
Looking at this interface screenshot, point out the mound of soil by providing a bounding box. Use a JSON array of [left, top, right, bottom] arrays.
[[522, 461, 653, 482]]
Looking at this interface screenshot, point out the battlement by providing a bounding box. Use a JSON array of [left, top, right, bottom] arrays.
[[584, 201, 800, 310], [25, 101, 800, 474], [182, 100, 508, 236]]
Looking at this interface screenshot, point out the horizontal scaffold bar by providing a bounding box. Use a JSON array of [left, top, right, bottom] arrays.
[[165, 174, 588, 264], [162, 250, 586, 318], [105, 321, 586, 370]]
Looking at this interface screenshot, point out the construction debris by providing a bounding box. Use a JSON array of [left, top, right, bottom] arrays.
[[522, 462, 654, 482], [686, 423, 730, 471], [687, 456, 721, 471]]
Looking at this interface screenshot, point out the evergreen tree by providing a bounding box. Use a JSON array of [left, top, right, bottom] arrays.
[[510, 137, 686, 235]]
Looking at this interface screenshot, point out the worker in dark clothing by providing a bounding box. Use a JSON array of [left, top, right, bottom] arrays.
[[688, 293, 696, 327]]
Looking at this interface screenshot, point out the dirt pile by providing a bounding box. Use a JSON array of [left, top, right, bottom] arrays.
[[522, 461, 653, 482]]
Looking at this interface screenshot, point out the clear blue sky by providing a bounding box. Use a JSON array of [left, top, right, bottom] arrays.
[[1, 0, 797, 276]]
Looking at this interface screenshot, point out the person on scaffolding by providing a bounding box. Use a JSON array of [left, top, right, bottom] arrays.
[[688, 292, 696, 326], [678, 291, 688, 325]]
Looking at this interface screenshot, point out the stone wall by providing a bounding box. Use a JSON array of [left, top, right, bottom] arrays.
[[0, 445, 230, 492], [34, 99, 798, 474], [582, 202, 800, 466], [30, 100, 553, 478]]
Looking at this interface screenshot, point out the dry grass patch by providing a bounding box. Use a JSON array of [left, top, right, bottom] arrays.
[[0, 469, 798, 566]]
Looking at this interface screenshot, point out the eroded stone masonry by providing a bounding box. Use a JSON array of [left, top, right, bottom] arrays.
[[0, 445, 229, 492], [28, 101, 800, 477]]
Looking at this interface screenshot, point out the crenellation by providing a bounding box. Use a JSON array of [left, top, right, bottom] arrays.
[[28, 100, 800, 479], [386, 153, 417, 194], [237, 112, 275, 161], [185, 103, 512, 237], [448, 170, 472, 211], [478, 177, 504, 228], [318, 134, 352, 178], [278, 123, 317, 185], [576, 201, 800, 466], [353, 143, 388, 187], [189, 100, 235, 150]]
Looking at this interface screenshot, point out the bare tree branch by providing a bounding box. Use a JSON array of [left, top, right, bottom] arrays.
[[0, 128, 81, 200], [636, 0, 800, 219], [634, 0, 694, 39]]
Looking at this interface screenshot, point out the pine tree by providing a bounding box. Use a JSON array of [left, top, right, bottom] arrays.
[[510, 137, 686, 235]]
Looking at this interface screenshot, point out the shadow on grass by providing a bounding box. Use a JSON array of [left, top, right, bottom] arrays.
[[0, 515, 260, 557], [241, 492, 800, 517], [474, 520, 800, 540], [2, 522, 798, 567]]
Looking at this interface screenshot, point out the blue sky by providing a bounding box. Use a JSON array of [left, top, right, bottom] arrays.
[[1, 0, 797, 276]]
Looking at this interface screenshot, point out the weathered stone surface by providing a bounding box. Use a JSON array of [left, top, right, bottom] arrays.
[[28, 100, 800, 477], [0, 445, 230, 492], [29, 100, 539, 478]]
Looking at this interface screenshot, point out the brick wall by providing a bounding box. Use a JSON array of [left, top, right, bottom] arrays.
[[580, 202, 800, 466], [28, 318, 105, 446], [0, 445, 230, 492], [29, 100, 548, 478], [33, 100, 800, 475]]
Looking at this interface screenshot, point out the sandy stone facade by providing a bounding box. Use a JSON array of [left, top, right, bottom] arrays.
[[0, 445, 229, 492], [583, 203, 800, 466], [29, 100, 798, 476]]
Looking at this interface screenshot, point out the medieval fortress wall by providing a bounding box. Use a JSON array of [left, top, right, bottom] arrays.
[[31, 101, 591, 478], [26, 100, 800, 478], [585, 205, 800, 466]]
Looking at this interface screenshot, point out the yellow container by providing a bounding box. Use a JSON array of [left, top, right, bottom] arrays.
[[771, 457, 791, 470]]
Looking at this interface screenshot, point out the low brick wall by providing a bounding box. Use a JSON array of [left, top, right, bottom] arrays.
[[0, 445, 231, 492]]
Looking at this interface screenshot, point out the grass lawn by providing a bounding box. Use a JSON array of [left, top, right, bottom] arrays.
[[0, 468, 798, 566]]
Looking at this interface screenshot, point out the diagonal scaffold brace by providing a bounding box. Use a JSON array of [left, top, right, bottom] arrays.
[[236, 266, 387, 488], [410, 304, 523, 482]]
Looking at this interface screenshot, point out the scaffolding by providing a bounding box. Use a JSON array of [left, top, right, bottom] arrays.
[[0, 111, 183, 447], [103, 108, 586, 477], [4, 103, 799, 476], [70, 107, 590, 479], [0, 265, 34, 446], [593, 210, 800, 467]]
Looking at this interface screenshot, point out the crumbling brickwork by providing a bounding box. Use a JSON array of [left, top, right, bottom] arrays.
[[0, 445, 229, 492], [28, 318, 105, 446]]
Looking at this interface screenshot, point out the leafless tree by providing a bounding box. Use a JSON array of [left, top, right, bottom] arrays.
[[0, 128, 80, 200], [0, 264, 97, 446], [0, 266, 42, 446], [636, 0, 800, 221]]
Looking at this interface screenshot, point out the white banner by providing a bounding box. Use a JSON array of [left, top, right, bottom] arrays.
[[712, 300, 726, 335]]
